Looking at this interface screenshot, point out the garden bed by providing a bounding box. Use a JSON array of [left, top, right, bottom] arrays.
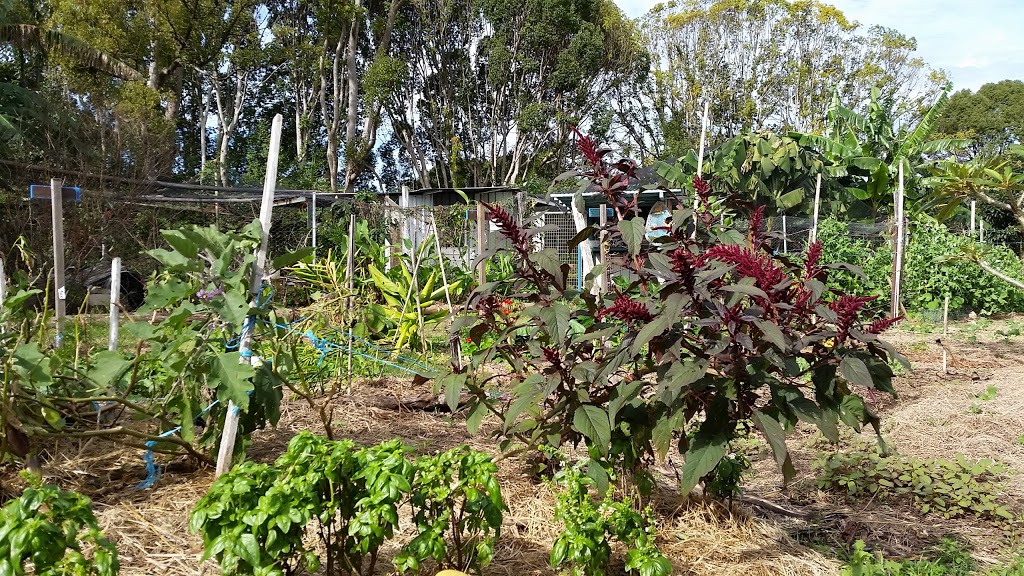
[[8, 315, 1024, 575]]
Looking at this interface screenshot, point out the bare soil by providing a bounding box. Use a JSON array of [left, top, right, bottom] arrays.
[[12, 316, 1024, 575]]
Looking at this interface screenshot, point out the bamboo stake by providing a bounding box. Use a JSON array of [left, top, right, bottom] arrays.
[[942, 294, 949, 374], [970, 200, 977, 235], [980, 218, 985, 242], [108, 257, 121, 351], [0, 259, 6, 307], [891, 163, 906, 320], [810, 174, 822, 244], [216, 113, 282, 478], [693, 101, 709, 239], [430, 212, 461, 369], [50, 178, 66, 349]]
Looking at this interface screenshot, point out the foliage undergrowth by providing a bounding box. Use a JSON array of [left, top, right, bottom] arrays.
[[815, 449, 1017, 527], [0, 477, 119, 575], [191, 433, 504, 576]]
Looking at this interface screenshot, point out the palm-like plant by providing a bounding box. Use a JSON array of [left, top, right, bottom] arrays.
[[929, 147, 1024, 228], [0, 24, 142, 81]]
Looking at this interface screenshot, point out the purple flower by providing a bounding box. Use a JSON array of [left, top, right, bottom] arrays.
[[197, 287, 224, 302]]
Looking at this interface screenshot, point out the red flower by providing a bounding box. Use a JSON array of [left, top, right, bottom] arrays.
[[866, 315, 902, 334], [703, 244, 787, 296], [571, 125, 601, 167], [828, 295, 878, 339], [483, 202, 532, 260], [748, 206, 765, 246], [597, 293, 655, 324], [804, 241, 823, 280]]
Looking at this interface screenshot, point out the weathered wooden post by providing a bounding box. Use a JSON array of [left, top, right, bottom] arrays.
[[942, 294, 949, 374], [0, 258, 6, 307], [891, 163, 906, 320], [346, 214, 355, 392], [108, 257, 121, 351], [50, 178, 66, 349], [216, 113, 283, 477], [809, 173, 822, 244], [781, 215, 788, 254], [476, 202, 486, 286]]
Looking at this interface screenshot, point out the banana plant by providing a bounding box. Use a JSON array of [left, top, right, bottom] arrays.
[[790, 83, 969, 219]]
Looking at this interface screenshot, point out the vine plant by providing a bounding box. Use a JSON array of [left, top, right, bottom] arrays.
[[440, 131, 909, 494]]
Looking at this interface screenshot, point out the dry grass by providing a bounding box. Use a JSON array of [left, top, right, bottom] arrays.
[[8, 317, 1024, 575]]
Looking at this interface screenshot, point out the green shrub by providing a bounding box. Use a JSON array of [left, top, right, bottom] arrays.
[[841, 538, 974, 576], [191, 433, 505, 576], [817, 219, 1024, 316], [0, 482, 119, 576], [550, 466, 671, 576], [396, 446, 505, 573]]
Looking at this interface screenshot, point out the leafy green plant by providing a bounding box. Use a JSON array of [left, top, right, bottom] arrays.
[[396, 446, 505, 574], [815, 449, 1014, 522], [189, 461, 314, 576], [193, 433, 504, 576], [549, 465, 670, 576], [0, 480, 119, 575], [840, 538, 976, 576], [440, 134, 907, 497]]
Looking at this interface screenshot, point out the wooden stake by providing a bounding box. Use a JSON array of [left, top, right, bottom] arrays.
[[942, 294, 949, 374], [891, 163, 906, 320], [980, 218, 985, 242], [599, 204, 608, 293], [108, 257, 121, 351], [346, 214, 355, 392], [0, 258, 6, 307], [693, 101, 710, 239], [697, 101, 709, 177], [810, 173, 822, 244], [476, 203, 486, 286], [782, 215, 788, 254], [50, 178, 66, 349], [216, 113, 283, 478], [571, 194, 596, 293], [970, 200, 977, 235], [311, 191, 318, 255]]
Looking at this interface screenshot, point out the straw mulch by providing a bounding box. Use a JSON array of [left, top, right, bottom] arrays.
[[12, 317, 1024, 575]]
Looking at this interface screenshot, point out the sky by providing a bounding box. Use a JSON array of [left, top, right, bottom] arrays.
[[617, 0, 1024, 93]]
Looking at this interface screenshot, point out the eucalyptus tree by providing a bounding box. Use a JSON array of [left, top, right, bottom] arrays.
[[632, 0, 944, 161], [380, 0, 647, 188]]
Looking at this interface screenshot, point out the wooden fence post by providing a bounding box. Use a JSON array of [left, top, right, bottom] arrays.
[[891, 163, 906, 320], [942, 294, 949, 374], [781, 215, 788, 254], [0, 258, 6, 307], [215, 113, 283, 478], [810, 173, 821, 244], [108, 257, 121, 351], [346, 214, 355, 392], [50, 178, 66, 349]]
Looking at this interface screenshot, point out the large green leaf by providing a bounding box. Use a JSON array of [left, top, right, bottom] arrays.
[[618, 217, 645, 257], [87, 350, 133, 391], [539, 304, 571, 342], [752, 411, 796, 484], [839, 356, 873, 387], [573, 405, 611, 456], [211, 352, 256, 410], [681, 432, 728, 495]]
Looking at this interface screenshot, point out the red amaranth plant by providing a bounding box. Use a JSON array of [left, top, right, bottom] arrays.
[[440, 131, 907, 498]]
